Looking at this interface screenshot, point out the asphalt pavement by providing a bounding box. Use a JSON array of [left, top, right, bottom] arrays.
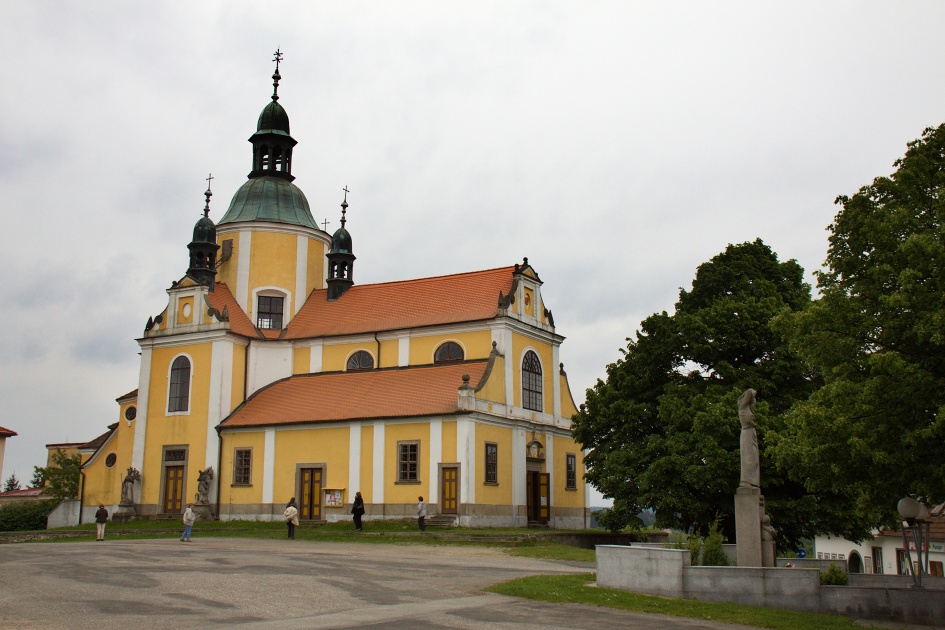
[[0, 537, 767, 629]]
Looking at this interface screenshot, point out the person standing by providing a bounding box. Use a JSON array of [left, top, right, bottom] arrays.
[[94, 505, 108, 541], [351, 491, 365, 531], [284, 498, 299, 539], [181, 503, 196, 542], [417, 496, 427, 532]]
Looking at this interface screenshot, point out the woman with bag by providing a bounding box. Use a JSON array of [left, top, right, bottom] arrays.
[[284, 497, 299, 539], [351, 491, 365, 531]]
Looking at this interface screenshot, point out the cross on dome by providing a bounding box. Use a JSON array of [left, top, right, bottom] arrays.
[[272, 48, 283, 101]]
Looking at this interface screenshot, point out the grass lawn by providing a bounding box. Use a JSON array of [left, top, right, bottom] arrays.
[[486, 573, 859, 630]]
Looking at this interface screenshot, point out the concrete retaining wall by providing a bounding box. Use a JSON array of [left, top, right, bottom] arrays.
[[597, 545, 944, 626], [46, 500, 81, 528]]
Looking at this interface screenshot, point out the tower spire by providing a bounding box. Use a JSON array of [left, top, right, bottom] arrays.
[[188, 175, 220, 289], [272, 48, 283, 102], [326, 188, 356, 301]]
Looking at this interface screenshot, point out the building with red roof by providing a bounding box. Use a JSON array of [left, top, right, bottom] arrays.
[[73, 57, 587, 528]]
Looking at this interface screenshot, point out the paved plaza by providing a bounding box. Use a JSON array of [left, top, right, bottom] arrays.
[[0, 537, 763, 629]]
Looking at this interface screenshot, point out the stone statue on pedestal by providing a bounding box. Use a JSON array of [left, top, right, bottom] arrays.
[[195, 467, 214, 505], [738, 388, 760, 489], [120, 467, 140, 505]]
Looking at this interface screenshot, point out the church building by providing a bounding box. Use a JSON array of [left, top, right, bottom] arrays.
[[76, 56, 588, 528]]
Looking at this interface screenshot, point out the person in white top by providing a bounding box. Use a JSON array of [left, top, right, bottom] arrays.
[[181, 504, 196, 542], [417, 496, 427, 532], [284, 498, 299, 539]]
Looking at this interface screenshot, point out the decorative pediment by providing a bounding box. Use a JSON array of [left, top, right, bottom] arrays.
[[526, 440, 545, 461]]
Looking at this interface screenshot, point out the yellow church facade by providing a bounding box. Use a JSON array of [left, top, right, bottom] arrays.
[[77, 58, 588, 528]]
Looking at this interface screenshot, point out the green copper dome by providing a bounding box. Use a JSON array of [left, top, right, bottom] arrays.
[[257, 101, 290, 135], [219, 176, 316, 229]]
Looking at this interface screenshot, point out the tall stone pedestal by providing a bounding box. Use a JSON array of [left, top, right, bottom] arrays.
[[735, 486, 762, 567], [111, 504, 137, 524], [193, 504, 214, 522]]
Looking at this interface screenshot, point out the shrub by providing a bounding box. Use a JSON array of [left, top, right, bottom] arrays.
[[0, 500, 57, 531], [820, 563, 848, 585], [701, 519, 729, 566]]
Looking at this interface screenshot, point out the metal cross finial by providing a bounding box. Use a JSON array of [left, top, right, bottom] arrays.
[[203, 173, 214, 217], [271, 48, 283, 101], [321, 219, 330, 231], [340, 186, 350, 227]]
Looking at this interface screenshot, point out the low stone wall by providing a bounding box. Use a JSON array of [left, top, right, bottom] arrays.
[[821, 584, 945, 625], [597, 545, 945, 626]]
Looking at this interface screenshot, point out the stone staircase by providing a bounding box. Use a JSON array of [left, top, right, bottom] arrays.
[[425, 514, 458, 529]]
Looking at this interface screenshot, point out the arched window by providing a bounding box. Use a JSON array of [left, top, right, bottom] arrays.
[[346, 350, 374, 371], [168, 356, 191, 413], [434, 341, 464, 364], [522, 350, 542, 412]]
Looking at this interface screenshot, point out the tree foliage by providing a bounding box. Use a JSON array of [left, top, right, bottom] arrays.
[[0, 499, 56, 532], [34, 449, 82, 502], [3, 473, 21, 492], [573, 240, 819, 547], [30, 468, 44, 489], [771, 124, 945, 540]]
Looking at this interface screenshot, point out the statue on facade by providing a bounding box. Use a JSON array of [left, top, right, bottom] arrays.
[[120, 467, 140, 505], [737, 388, 760, 489], [195, 467, 214, 504]]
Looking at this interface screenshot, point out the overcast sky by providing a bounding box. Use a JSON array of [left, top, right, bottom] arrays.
[[1, 2, 943, 499]]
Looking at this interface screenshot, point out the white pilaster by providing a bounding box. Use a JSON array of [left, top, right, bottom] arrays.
[[552, 344, 561, 418], [205, 340, 233, 503], [295, 234, 308, 315], [397, 333, 410, 367], [457, 418, 475, 504], [309, 340, 323, 373], [372, 421, 385, 503], [512, 428, 526, 506], [429, 419, 442, 503], [348, 424, 361, 496], [263, 429, 275, 505], [131, 347, 153, 477], [544, 432, 554, 507], [236, 230, 252, 312]]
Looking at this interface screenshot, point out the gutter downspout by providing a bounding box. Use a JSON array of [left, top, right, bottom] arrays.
[[215, 424, 223, 521], [78, 469, 86, 525], [374, 333, 381, 367]]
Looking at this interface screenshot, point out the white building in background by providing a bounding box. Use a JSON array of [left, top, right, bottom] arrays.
[[815, 506, 944, 576]]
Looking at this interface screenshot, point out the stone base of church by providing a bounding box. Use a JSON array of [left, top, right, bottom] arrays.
[[215, 502, 588, 529]]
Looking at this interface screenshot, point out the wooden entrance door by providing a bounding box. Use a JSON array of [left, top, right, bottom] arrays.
[[299, 467, 323, 520], [441, 467, 458, 514], [526, 471, 550, 522], [163, 466, 184, 513]]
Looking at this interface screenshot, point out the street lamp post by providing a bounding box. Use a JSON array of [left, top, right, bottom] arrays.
[[897, 497, 930, 588]]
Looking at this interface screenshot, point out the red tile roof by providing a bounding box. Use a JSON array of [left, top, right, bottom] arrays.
[[115, 389, 138, 402], [287, 266, 515, 338], [206, 283, 258, 337], [81, 425, 117, 451], [205, 266, 516, 341], [0, 425, 16, 438], [0, 487, 45, 499], [221, 361, 488, 428]]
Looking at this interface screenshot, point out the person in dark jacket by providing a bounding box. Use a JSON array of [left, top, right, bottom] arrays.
[[284, 498, 299, 539], [94, 505, 108, 541], [351, 491, 365, 531]]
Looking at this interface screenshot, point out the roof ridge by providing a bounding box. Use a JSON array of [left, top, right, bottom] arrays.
[[328, 265, 516, 291]]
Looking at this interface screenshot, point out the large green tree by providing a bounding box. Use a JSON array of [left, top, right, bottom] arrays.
[[573, 240, 820, 546], [771, 125, 945, 540], [33, 449, 81, 502]]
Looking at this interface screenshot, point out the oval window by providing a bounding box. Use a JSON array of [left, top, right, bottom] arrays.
[[105, 453, 117, 468], [125, 406, 137, 421]]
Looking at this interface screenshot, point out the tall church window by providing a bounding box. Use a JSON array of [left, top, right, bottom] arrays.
[[168, 356, 191, 413], [257, 296, 284, 329], [434, 341, 464, 364], [346, 350, 374, 371], [233, 448, 252, 486], [566, 453, 577, 490], [522, 350, 543, 412], [398, 441, 419, 482], [485, 442, 498, 484]]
